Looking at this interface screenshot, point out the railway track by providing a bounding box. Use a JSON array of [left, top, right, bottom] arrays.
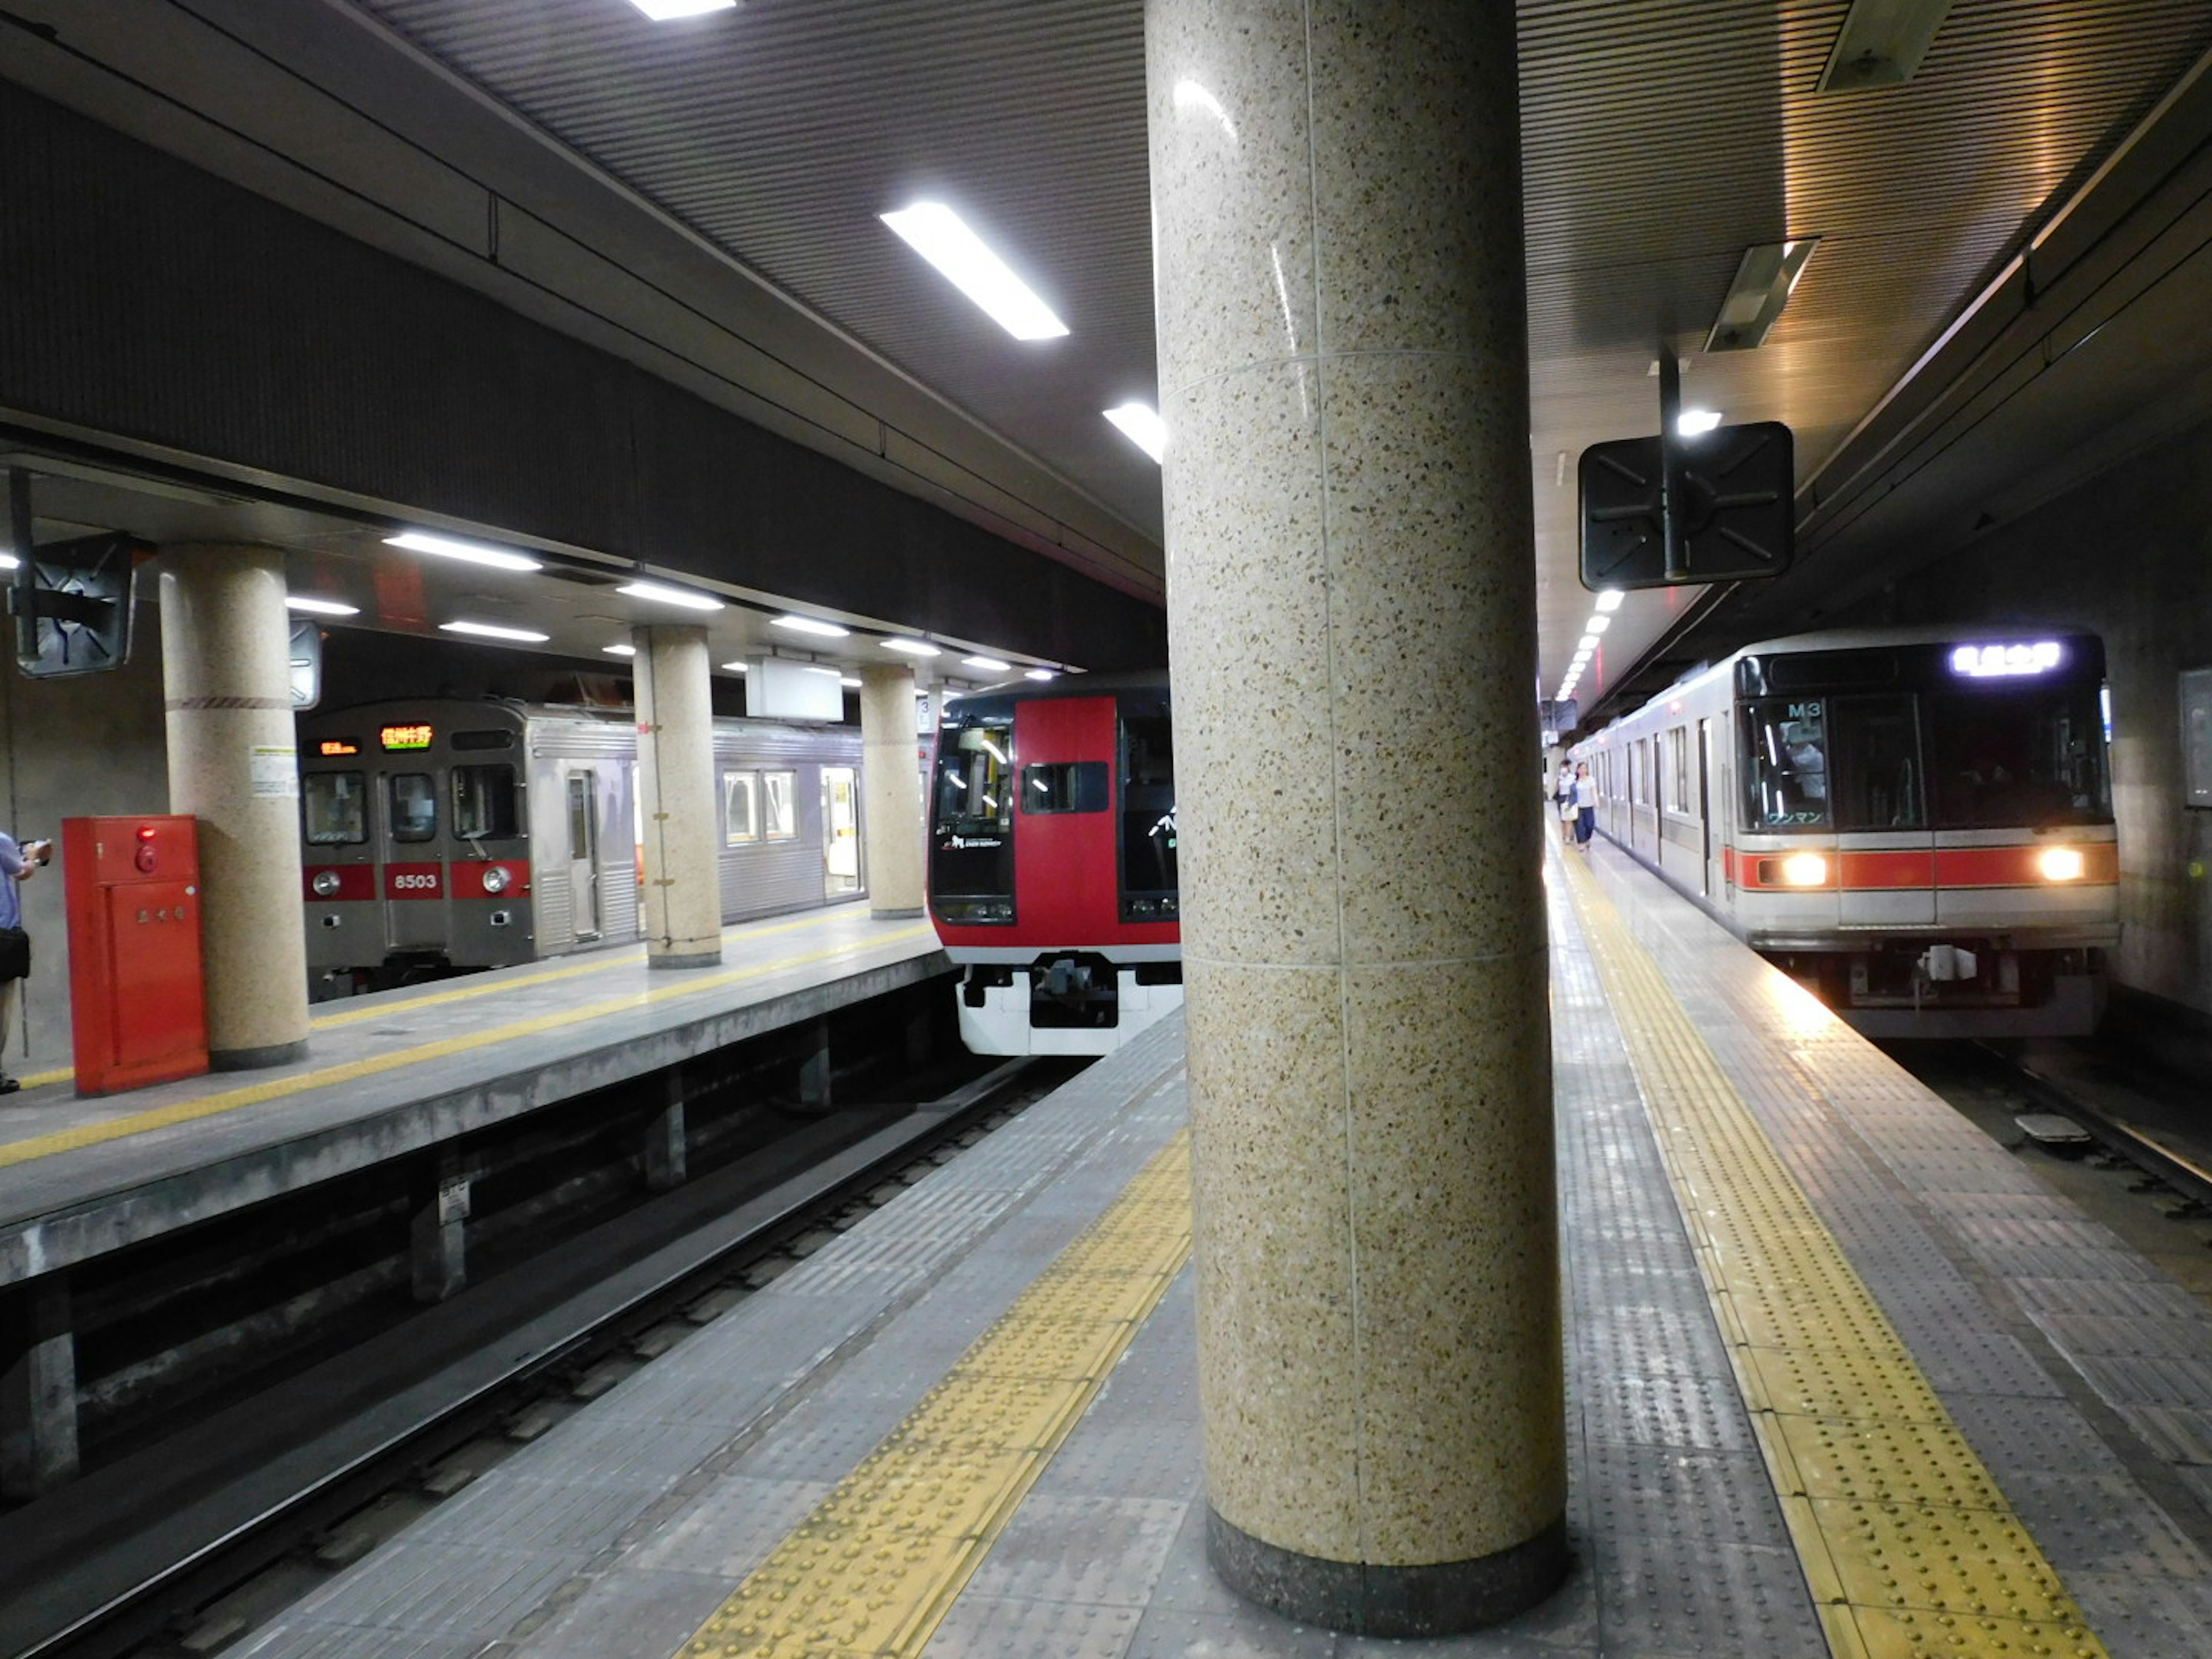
[[6, 1056, 1066, 1659]]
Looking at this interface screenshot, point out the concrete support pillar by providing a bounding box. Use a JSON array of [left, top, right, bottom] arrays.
[[646, 1067, 688, 1191], [410, 1154, 469, 1304], [1, 1275, 78, 1498], [1147, 2, 1562, 1635], [160, 544, 310, 1069], [634, 624, 722, 969], [858, 664, 925, 918]]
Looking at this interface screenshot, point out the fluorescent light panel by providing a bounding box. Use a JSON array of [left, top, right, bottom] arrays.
[[286, 596, 358, 616], [719, 661, 750, 672], [603, 644, 637, 657], [1818, 0, 1954, 92], [1587, 615, 1612, 634], [1103, 403, 1166, 463], [1595, 589, 1625, 612], [629, 0, 736, 18], [1676, 409, 1724, 437], [385, 531, 541, 572], [1024, 669, 1056, 681], [880, 203, 1068, 340], [441, 620, 549, 643], [1705, 239, 1818, 352], [840, 677, 862, 688], [772, 615, 849, 638], [882, 638, 941, 657], [618, 579, 724, 611], [963, 655, 1012, 672]]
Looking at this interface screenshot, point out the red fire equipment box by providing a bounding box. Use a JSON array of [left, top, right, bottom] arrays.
[[63, 815, 209, 1096]]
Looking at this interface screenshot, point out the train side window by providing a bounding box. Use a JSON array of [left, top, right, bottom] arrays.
[[389, 773, 438, 842], [724, 771, 760, 844], [1022, 762, 1108, 813], [762, 770, 798, 840], [303, 772, 368, 845], [452, 764, 520, 840]]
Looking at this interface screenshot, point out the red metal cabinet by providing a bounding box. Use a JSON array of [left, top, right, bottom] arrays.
[[64, 815, 209, 1096]]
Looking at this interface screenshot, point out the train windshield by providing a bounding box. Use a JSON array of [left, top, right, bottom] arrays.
[[933, 719, 1016, 838], [930, 710, 1016, 921], [1744, 683, 2109, 832], [1119, 710, 1177, 918], [303, 772, 367, 845]]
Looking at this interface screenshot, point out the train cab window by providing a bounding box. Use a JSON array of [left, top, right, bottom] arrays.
[[1827, 696, 1924, 831], [1926, 684, 2109, 828], [1743, 700, 1830, 828], [1119, 711, 1177, 919], [450, 729, 516, 752], [762, 771, 798, 840], [933, 719, 1016, 837], [452, 765, 520, 840], [388, 774, 438, 842], [1022, 762, 1108, 814], [303, 772, 368, 845], [724, 771, 759, 844]]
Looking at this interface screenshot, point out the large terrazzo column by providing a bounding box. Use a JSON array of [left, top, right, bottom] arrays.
[[1146, 1, 1563, 1633], [160, 545, 310, 1069], [632, 624, 722, 969], [859, 664, 925, 918]]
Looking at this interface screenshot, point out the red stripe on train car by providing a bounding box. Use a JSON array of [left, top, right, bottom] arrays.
[[1934, 842, 2118, 888], [301, 864, 376, 902], [1839, 850, 1934, 890]]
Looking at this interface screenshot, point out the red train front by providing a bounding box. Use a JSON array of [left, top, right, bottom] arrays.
[[928, 671, 1179, 1054]]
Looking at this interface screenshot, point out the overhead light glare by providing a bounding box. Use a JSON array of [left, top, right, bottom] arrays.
[[1024, 669, 1056, 681], [882, 638, 942, 657], [880, 203, 1069, 340], [1594, 589, 1625, 612], [285, 596, 359, 616], [1578, 634, 1600, 652], [963, 655, 1012, 672], [1587, 615, 1612, 634], [1103, 403, 1167, 463], [1676, 408, 1724, 437], [1705, 239, 1819, 352], [385, 531, 541, 572], [618, 579, 724, 612], [772, 615, 850, 638], [1818, 0, 1955, 92], [603, 644, 637, 657], [627, 0, 737, 16], [441, 620, 550, 643]]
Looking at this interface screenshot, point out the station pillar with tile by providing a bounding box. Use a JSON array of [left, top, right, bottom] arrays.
[[1146, 0, 1563, 1634], [158, 543, 311, 1070], [633, 623, 722, 969], [860, 662, 925, 919]]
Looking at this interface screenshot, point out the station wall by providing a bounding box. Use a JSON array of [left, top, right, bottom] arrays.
[[1877, 411, 2212, 1036]]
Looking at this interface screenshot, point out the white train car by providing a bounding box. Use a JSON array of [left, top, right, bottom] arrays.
[[299, 698, 863, 990], [1571, 627, 2117, 1037]]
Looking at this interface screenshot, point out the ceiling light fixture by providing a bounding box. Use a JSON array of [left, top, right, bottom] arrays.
[[1578, 634, 1600, 652], [0, 555, 16, 570], [962, 655, 1012, 672], [1595, 589, 1625, 612], [1705, 239, 1819, 353], [1676, 409, 1724, 437], [385, 531, 542, 572], [441, 620, 550, 643], [802, 665, 842, 677], [618, 579, 724, 611], [1818, 0, 1955, 92], [719, 661, 750, 672], [1587, 615, 1612, 634], [627, 0, 737, 19], [882, 638, 942, 657], [880, 203, 1069, 340], [1103, 403, 1167, 463], [1024, 669, 1056, 681], [603, 644, 637, 657], [772, 615, 850, 638], [285, 596, 359, 616]]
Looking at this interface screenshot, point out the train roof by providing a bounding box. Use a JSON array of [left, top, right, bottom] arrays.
[[1729, 623, 2101, 659], [945, 668, 1169, 704]]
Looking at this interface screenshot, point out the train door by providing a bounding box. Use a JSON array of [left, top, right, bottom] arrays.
[[1698, 718, 1717, 897], [1831, 694, 1934, 929], [382, 767, 447, 951], [821, 766, 861, 899], [563, 766, 604, 942]]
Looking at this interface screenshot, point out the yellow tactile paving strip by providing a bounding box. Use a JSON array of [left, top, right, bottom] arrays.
[[679, 1129, 1194, 1659], [1560, 853, 2107, 1659], [0, 923, 933, 1170], [9, 908, 866, 1092]]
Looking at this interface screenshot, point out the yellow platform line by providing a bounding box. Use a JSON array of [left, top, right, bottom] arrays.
[[1559, 852, 2107, 1659], [6, 910, 869, 1091], [679, 1129, 1194, 1659], [0, 925, 933, 1171]]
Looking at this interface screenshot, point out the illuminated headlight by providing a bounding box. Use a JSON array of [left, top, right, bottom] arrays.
[[2037, 847, 2084, 882], [481, 865, 511, 895], [1780, 852, 1829, 888], [311, 870, 342, 897]]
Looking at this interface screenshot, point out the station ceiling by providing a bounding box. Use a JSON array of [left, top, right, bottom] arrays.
[[5, 1, 2212, 707]]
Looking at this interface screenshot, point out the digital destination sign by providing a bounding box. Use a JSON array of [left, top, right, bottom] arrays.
[[379, 724, 435, 752], [318, 738, 361, 757], [1950, 641, 2062, 679]]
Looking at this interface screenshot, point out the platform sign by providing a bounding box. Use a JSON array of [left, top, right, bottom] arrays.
[[7, 510, 146, 679], [1580, 422, 1794, 590]]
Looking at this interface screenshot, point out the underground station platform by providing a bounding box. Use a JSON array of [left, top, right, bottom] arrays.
[[92, 845, 2198, 1659]]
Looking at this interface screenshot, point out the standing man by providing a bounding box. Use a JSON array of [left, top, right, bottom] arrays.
[[0, 830, 51, 1093], [1573, 762, 1599, 853]]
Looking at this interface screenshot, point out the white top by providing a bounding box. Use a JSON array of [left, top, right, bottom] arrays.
[[1574, 776, 1597, 809]]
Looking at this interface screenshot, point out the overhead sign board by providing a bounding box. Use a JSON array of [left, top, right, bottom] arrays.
[[1580, 422, 1794, 590]]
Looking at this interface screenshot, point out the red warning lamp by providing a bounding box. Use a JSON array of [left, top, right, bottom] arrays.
[[135, 823, 158, 872]]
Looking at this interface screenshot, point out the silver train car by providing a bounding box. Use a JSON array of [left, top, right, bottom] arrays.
[[298, 698, 864, 990], [1570, 626, 2118, 1038]]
